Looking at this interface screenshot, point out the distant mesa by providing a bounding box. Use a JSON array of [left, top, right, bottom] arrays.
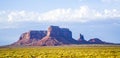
[[88, 38, 105, 44], [12, 26, 112, 46], [88, 38, 112, 44]]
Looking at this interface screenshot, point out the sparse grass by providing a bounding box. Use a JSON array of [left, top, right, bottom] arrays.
[[0, 44, 120, 58]]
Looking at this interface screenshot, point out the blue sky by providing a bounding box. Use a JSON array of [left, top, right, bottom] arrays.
[[0, 0, 120, 46]]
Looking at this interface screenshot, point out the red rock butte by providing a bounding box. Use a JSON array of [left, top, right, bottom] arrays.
[[12, 26, 112, 46]]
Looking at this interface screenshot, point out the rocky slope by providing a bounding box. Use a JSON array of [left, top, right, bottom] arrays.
[[12, 26, 111, 46]]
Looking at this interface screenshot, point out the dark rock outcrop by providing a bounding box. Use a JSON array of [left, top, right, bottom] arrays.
[[88, 38, 105, 44], [78, 34, 88, 44]]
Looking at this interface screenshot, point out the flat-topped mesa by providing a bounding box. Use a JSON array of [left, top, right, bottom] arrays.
[[12, 26, 78, 46], [29, 30, 47, 40], [47, 26, 72, 38], [46, 26, 73, 39], [13, 30, 47, 45], [20, 30, 47, 40]]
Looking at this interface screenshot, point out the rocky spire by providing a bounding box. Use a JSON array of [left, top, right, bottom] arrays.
[[78, 34, 88, 44], [78, 34, 85, 41]]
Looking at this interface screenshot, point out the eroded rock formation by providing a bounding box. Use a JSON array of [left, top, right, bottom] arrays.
[[12, 26, 111, 46], [12, 26, 79, 46], [77, 34, 88, 44]]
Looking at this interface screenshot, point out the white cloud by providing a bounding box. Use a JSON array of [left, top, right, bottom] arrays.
[[7, 11, 40, 22], [38, 8, 68, 22], [38, 6, 97, 22], [0, 6, 120, 23], [103, 9, 120, 18], [101, 0, 119, 3]]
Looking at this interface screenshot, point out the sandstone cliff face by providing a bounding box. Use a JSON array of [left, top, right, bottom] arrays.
[[12, 30, 47, 45], [35, 26, 79, 46]]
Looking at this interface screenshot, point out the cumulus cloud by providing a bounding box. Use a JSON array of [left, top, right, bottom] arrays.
[[0, 6, 120, 23], [38, 6, 91, 22], [103, 9, 120, 18], [7, 10, 40, 22]]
